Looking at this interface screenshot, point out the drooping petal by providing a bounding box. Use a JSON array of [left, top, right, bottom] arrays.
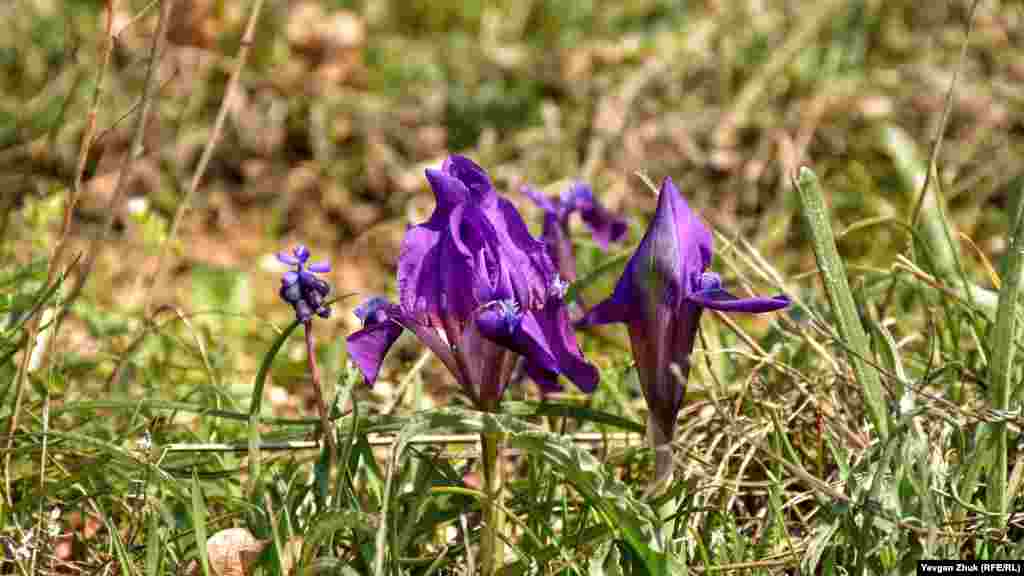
[[575, 250, 641, 327], [347, 298, 469, 388], [475, 301, 559, 376], [355, 296, 392, 325], [346, 321, 404, 386], [523, 359, 563, 394], [686, 272, 790, 312], [529, 296, 599, 393], [562, 182, 629, 250], [689, 289, 791, 313], [521, 184, 558, 216]]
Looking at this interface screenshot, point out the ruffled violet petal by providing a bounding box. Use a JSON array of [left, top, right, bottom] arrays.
[[443, 155, 496, 206]]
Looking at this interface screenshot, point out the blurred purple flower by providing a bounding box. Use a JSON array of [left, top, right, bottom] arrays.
[[346, 156, 598, 411], [522, 181, 628, 282], [578, 177, 789, 479], [277, 245, 332, 323]]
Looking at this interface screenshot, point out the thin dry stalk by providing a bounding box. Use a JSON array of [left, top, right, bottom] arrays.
[[3, 0, 118, 507], [139, 0, 267, 316], [909, 0, 983, 226]]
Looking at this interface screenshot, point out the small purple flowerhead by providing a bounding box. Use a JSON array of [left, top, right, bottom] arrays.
[[277, 245, 332, 323], [346, 156, 598, 411], [522, 181, 628, 282], [578, 178, 789, 477]]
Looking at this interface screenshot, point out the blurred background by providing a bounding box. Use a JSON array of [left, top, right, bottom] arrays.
[[1, 0, 1021, 408]]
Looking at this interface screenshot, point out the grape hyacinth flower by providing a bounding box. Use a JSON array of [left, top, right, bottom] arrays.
[[522, 181, 628, 283], [578, 177, 789, 486], [277, 245, 332, 323], [276, 244, 337, 470], [346, 156, 598, 411]]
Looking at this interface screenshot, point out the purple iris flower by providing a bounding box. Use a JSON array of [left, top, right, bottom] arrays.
[[522, 181, 628, 283], [277, 245, 332, 323], [578, 177, 789, 478], [346, 156, 598, 411]]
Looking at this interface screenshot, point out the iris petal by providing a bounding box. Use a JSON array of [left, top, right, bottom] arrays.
[[576, 250, 642, 327], [578, 199, 629, 250], [397, 203, 479, 328], [523, 359, 563, 394], [522, 185, 558, 216], [530, 297, 599, 393], [424, 168, 471, 214], [476, 305, 559, 375], [346, 321, 404, 386], [688, 289, 791, 313], [490, 197, 556, 308], [443, 155, 496, 207]]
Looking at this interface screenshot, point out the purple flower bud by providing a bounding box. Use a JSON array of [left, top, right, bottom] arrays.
[[578, 177, 789, 480]]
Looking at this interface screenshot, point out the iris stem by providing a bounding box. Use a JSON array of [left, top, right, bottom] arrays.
[[652, 442, 676, 548], [305, 322, 337, 484], [480, 430, 506, 575]]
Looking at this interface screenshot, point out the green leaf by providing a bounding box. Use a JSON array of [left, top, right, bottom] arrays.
[[794, 167, 889, 440], [191, 471, 211, 576], [376, 408, 668, 576]]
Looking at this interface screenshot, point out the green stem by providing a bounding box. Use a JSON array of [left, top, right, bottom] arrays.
[[649, 417, 676, 549], [480, 430, 506, 575], [306, 322, 336, 483]]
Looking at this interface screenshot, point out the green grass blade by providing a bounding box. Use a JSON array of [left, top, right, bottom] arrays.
[[106, 510, 139, 576], [565, 249, 632, 305], [794, 167, 889, 440], [144, 509, 162, 576], [248, 318, 303, 495], [986, 184, 1024, 517], [503, 401, 644, 433], [377, 408, 666, 575], [191, 470, 211, 576]]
